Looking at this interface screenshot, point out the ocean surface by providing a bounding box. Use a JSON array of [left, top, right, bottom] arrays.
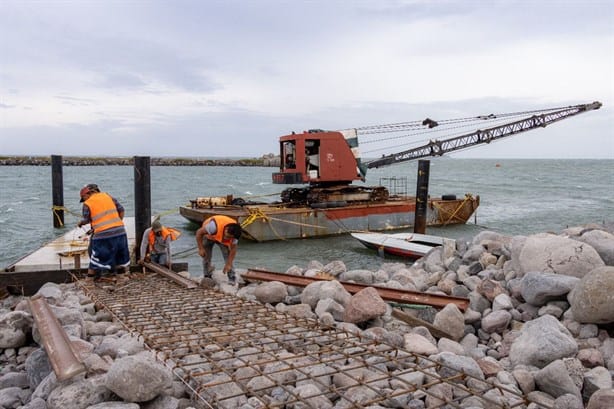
[[1, 159, 613, 274]]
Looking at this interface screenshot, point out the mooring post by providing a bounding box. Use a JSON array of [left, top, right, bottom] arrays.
[[133, 156, 151, 263], [51, 155, 64, 228], [414, 159, 430, 234]]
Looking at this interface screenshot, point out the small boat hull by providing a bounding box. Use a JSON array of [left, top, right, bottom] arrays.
[[351, 232, 449, 259], [180, 194, 479, 242]]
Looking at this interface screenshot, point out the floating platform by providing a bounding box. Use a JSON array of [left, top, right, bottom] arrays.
[[4, 217, 140, 273], [1, 218, 185, 296]]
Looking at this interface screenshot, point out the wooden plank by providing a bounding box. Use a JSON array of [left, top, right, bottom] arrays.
[[1, 262, 188, 296]]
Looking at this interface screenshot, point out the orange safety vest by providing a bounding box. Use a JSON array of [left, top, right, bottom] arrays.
[[203, 215, 237, 247], [84, 192, 124, 233], [147, 227, 180, 251]]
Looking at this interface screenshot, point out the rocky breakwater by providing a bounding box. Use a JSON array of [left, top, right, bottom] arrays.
[[1, 222, 614, 409], [0, 155, 278, 167], [231, 222, 614, 408]]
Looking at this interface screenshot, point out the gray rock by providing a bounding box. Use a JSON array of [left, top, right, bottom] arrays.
[[586, 388, 614, 409], [343, 287, 386, 324], [0, 310, 33, 348], [321, 260, 346, 277], [481, 310, 511, 333], [583, 366, 613, 400], [35, 283, 63, 304], [47, 375, 113, 409], [314, 298, 345, 322], [553, 394, 584, 409], [518, 233, 605, 278], [569, 266, 614, 324], [86, 403, 140, 409], [437, 351, 485, 380], [520, 271, 580, 306], [575, 229, 614, 266], [105, 355, 172, 402], [300, 280, 351, 309], [432, 303, 465, 341], [22, 397, 47, 409], [140, 395, 180, 409], [535, 359, 581, 399], [25, 348, 52, 389], [339, 269, 373, 284], [31, 372, 57, 401], [509, 315, 577, 368], [253, 281, 288, 304], [0, 386, 27, 408], [0, 371, 29, 389]]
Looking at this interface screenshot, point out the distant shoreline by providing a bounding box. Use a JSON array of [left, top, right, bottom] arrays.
[[0, 155, 280, 167]]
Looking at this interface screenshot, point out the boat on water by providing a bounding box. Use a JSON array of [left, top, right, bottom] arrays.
[[351, 231, 453, 259], [179, 102, 600, 242], [179, 193, 479, 242]]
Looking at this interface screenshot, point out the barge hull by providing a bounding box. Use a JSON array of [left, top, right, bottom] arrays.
[[179, 194, 479, 242]]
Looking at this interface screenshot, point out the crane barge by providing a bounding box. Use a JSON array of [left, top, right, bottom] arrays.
[[179, 102, 601, 241]]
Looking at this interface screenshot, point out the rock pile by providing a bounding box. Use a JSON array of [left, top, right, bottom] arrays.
[[1, 222, 613, 408], [0, 284, 192, 409], [234, 223, 614, 408]]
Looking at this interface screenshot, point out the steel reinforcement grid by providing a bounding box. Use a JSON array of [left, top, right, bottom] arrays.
[[76, 274, 550, 409]]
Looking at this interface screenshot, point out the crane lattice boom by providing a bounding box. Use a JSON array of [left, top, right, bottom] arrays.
[[367, 101, 602, 169]]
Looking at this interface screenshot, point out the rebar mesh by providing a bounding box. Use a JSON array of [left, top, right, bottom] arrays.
[[77, 274, 549, 409]]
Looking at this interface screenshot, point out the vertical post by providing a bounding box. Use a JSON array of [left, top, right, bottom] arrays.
[[414, 160, 430, 234], [134, 156, 151, 263], [51, 155, 64, 228]]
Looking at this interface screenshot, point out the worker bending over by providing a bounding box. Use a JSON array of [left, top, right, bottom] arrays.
[[139, 219, 180, 269], [196, 215, 242, 284], [77, 183, 130, 280]]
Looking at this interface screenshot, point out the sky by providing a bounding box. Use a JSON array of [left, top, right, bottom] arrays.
[[1, 0, 613, 159]]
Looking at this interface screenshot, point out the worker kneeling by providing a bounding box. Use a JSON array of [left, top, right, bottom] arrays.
[[196, 215, 242, 284], [139, 219, 180, 269]]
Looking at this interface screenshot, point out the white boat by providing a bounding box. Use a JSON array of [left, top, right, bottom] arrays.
[[351, 232, 451, 259]]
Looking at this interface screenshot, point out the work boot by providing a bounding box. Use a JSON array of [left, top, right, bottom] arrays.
[[204, 264, 215, 278]]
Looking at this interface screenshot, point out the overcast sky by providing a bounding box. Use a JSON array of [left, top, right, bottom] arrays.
[[1, 0, 613, 159]]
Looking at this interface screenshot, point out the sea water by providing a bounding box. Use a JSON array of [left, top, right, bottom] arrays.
[[1, 159, 612, 274]]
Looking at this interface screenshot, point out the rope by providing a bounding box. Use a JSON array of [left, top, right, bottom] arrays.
[[430, 194, 476, 226], [154, 207, 179, 218], [51, 205, 83, 227]]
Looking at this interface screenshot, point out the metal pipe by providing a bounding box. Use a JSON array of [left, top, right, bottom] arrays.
[[28, 295, 85, 381], [243, 268, 469, 311], [51, 155, 64, 228], [143, 262, 198, 289]]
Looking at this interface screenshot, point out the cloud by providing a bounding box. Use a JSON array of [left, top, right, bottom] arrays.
[[0, 0, 612, 159]]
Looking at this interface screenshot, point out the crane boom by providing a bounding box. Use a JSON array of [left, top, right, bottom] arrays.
[[367, 101, 602, 169]]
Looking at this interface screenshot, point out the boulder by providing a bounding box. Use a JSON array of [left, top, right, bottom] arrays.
[[569, 266, 614, 324], [253, 281, 288, 304], [343, 287, 386, 324], [520, 271, 580, 306], [105, 355, 172, 402], [517, 233, 604, 278], [0, 310, 33, 349], [509, 315, 577, 368], [575, 229, 614, 266], [47, 375, 113, 409]]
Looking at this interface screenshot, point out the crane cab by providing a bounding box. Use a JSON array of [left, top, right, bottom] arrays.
[[272, 129, 367, 186]]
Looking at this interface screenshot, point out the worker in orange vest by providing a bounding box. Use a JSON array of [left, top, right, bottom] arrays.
[[138, 219, 180, 268], [196, 215, 242, 284], [77, 183, 130, 280]]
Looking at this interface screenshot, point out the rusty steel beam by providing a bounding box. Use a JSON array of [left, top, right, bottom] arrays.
[[143, 262, 198, 289], [243, 268, 470, 311], [28, 295, 86, 381]]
